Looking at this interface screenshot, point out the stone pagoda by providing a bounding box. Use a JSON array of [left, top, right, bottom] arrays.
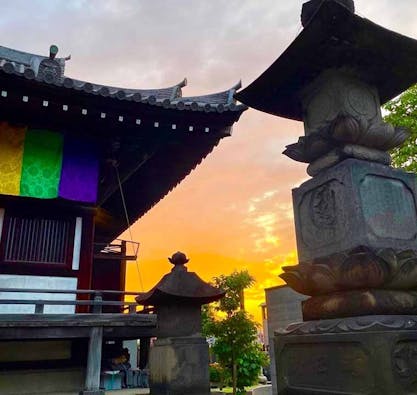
[[136, 252, 225, 395], [236, 0, 417, 393]]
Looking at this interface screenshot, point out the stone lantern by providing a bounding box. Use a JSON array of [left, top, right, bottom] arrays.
[[236, 1, 417, 394], [136, 252, 225, 395]]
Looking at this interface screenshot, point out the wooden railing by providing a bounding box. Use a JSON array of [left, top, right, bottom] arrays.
[[0, 288, 156, 394], [0, 288, 149, 314]]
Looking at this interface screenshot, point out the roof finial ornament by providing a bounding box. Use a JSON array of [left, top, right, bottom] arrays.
[[301, 0, 355, 27], [168, 251, 189, 271], [49, 45, 58, 60]]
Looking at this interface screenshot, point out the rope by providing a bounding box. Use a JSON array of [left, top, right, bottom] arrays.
[[114, 163, 144, 292]]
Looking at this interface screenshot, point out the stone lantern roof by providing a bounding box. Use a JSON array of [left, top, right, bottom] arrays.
[[235, 0, 417, 121], [136, 252, 225, 306]]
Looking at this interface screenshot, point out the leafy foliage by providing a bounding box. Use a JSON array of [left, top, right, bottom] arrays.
[[209, 362, 229, 388], [212, 270, 255, 314], [203, 271, 267, 395], [236, 343, 269, 390], [384, 85, 417, 172]]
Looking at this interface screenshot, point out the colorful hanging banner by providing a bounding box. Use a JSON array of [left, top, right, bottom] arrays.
[[0, 122, 99, 203], [20, 129, 64, 199], [0, 122, 26, 196], [59, 135, 99, 203]]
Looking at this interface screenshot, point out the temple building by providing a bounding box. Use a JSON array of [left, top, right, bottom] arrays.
[[0, 44, 245, 394]]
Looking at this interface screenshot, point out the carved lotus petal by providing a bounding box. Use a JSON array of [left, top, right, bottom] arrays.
[[384, 126, 410, 150], [339, 251, 389, 289], [281, 248, 417, 297], [331, 115, 361, 143], [358, 116, 369, 135], [283, 139, 308, 163], [385, 250, 417, 289], [307, 135, 333, 159], [280, 264, 338, 296], [376, 249, 398, 272], [358, 122, 398, 150], [303, 290, 417, 321], [283, 134, 333, 163]]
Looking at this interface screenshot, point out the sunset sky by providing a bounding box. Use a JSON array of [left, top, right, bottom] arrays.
[[2, 0, 416, 322]]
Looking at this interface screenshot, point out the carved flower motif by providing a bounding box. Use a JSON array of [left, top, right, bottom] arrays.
[[359, 122, 408, 150], [284, 113, 409, 165], [283, 133, 333, 163], [331, 114, 363, 143], [393, 342, 417, 381], [280, 247, 417, 296], [329, 113, 409, 151]]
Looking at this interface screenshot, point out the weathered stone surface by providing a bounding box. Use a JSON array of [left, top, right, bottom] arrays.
[[278, 314, 417, 335], [302, 71, 382, 137], [307, 145, 392, 176], [275, 315, 417, 394], [293, 159, 417, 262], [149, 337, 210, 395], [306, 149, 343, 176], [265, 286, 305, 395], [303, 289, 417, 320], [157, 304, 202, 338]]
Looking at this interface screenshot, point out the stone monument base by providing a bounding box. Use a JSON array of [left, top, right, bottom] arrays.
[[275, 315, 417, 394], [149, 336, 210, 395]]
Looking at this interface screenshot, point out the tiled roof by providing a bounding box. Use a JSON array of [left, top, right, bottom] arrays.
[[0, 45, 246, 113]]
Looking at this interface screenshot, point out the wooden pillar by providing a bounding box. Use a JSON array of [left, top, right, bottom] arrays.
[[139, 337, 150, 369], [77, 212, 95, 313], [79, 327, 104, 395]]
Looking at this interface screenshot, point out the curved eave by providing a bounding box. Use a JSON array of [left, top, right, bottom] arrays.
[[97, 134, 226, 242], [235, 1, 417, 121], [0, 62, 247, 114], [136, 288, 225, 306], [136, 272, 225, 306]]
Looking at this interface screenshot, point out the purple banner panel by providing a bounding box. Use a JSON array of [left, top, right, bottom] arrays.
[[59, 135, 99, 203]]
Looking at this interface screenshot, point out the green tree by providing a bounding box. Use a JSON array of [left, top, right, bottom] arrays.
[[384, 84, 417, 172], [203, 270, 268, 395], [212, 270, 255, 313]]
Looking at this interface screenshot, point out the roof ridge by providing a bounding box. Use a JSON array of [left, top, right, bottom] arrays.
[[0, 44, 247, 113]]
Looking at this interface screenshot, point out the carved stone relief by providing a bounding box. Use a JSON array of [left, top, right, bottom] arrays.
[[299, 179, 346, 248], [393, 341, 417, 391], [359, 175, 417, 240], [282, 343, 373, 393]]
